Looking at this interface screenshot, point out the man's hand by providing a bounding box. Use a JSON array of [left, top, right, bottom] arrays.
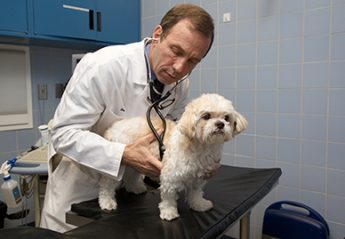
[[122, 132, 163, 178]]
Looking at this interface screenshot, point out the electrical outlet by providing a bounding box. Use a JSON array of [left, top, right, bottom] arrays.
[[223, 12, 231, 23], [38, 84, 47, 100]]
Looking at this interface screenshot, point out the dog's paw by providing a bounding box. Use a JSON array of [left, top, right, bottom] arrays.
[[99, 197, 117, 211], [125, 182, 147, 194], [159, 207, 179, 221], [190, 198, 213, 212]]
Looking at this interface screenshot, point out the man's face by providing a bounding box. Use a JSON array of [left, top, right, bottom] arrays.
[[149, 19, 212, 85]]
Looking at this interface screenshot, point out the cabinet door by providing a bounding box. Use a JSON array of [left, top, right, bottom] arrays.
[[33, 0, 96, 40], [96, 0, 140, 44], [0, 0, 28, 35]]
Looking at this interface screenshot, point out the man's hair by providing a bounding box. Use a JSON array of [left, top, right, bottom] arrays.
[[159, 3, 214, 56]]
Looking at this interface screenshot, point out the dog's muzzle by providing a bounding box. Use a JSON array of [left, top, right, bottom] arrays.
[[215, 121, 224, 129]]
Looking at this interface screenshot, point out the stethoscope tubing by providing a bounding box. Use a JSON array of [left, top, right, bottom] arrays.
[[144, 38, 190, 160]]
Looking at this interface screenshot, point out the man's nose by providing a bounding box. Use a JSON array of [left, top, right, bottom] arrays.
[[173, 58, 188, 75]]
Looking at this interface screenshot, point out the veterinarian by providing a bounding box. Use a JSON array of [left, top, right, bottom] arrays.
[[40, 3, 214, 233]]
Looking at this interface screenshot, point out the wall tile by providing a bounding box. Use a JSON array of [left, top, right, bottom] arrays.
[[235, 134, 254, 157], [237, 44, 256, 66], [256, 136, 276, 160], [304, 35, 330, 62], [280, 0, 304, 14], [330, 61, 345, 88], [258, 16, 279, 41], [301, 165, 326, 192], [200, 68, 218, 92], [302, 89, 328, 115], [332, 4, 345, 33], [237, 67, 255, 89], [237, 0, 256, 21], [218, 22, 236, 46], [278, 114, 301, 139], [219, 45, 236, 67], [257, 0, 280, 17], [277, 138, 300, 164], [327, 169, 345, 197], [280, 13, 303, 38], [236, 89, 255, 112], [331, 33, 345, 60], [237, 20, 256, 44], [328, 117, 345, 143], [256, 90, 277, 113], [301, 140, 326, 167], [279, 38, 303, 64], [328, 143, 345, 170], [329, 89, 345, 116], [304, 8, 330, 36], [279, 64, 301, 88], [218, 67, 236, 89], [278, 89, 301, 113], [327, 195, 345, 223], [305, 0, 330, 9], [302, 115, 327, 141], [258, 41, 278, 65], [303, 62, 328, 88], [257, 66, 278, 89], [256, 113, 277, 137]]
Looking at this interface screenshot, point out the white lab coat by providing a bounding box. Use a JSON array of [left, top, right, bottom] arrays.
[[40, 39, 189, 233]]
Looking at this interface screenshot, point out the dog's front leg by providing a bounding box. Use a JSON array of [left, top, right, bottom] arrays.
[[186, 185, 213, 212], [159, 188, 179, 221], [98, 176, 120, 211]]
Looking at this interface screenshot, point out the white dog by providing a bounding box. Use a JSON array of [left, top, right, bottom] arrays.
[[98, 93, 247, 221]]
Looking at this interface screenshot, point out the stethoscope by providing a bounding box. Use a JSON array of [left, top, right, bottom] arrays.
[[144, 38, 190, 160]]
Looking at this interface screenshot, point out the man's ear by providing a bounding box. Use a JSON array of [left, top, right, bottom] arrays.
[[152, 25, 163, 40]]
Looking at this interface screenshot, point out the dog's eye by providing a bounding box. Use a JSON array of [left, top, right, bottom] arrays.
[[201, 113, 211, 120], [224, 115, 230, 122]]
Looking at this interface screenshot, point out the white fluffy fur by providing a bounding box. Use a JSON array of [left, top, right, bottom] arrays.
[[98, 93, 247, 220]]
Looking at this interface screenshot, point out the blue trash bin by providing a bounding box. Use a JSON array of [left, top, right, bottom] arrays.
[[262, 201, 329, 239]]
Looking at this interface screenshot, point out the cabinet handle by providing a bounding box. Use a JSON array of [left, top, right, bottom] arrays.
[[89, 10, 94, 30], [63, 4, 89, 12], [62, 5, 94, 31], [97, 12, 102, 32]]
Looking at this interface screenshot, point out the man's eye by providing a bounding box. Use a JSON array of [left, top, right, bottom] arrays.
[[202, 113, 211, 120]]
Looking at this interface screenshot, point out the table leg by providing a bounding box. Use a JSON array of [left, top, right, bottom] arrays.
[[240, 211, 251, 239], [33, 175, 40, 227]]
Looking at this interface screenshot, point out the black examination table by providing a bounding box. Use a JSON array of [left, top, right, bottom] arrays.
[[1, 165, 281, 239]]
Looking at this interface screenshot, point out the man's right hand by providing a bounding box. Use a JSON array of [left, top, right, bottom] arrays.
[[121, 132, 163, 178]]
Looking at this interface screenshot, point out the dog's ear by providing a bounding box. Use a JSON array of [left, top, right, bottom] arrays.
[[178, 107, 196, 139], [232, 112, 248, 136]]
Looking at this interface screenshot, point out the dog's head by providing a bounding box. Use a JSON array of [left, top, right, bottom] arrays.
[[178, 94, 247, 144]]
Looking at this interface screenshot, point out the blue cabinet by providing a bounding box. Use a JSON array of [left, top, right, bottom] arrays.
[[0, 0, 29, 36], [33, 0, 96, 41], [33, 0, 140, 44], [95, 0, 140, 43], [0, 0, 140, 45]]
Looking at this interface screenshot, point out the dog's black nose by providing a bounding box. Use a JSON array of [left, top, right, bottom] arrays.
[[215, 121, 224, 129]]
